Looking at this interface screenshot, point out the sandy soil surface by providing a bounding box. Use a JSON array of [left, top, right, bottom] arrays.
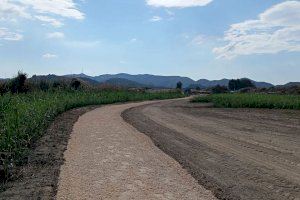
[[123, 99, 300, 200], [56, 101, 216, 200]]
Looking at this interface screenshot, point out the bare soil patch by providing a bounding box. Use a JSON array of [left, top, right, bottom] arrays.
[[122, 99, 300, 200]]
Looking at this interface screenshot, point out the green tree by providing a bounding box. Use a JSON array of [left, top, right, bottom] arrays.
[[70, 79, 81, 90], [228, 79, 255, 91], [176, 81, 183, 90], [9, 71, 28, 93], [212, 85, 228, 94]]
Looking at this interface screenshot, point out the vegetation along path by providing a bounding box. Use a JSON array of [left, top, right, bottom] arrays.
[[123, 98, 300, 200], [56, 100, 216, 200]]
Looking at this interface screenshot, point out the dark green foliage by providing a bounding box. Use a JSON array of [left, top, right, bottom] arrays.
[[211, 85, 229, 94], [176, 81, 183, 90], [192, 94, 300, 109], [228, 78, 255, 91], [52, 81, 61, 89], [70, 79, 81, 90], [39, 81, 50, 92], [0, 82, 8, 95], [8, 72, 28, 94]]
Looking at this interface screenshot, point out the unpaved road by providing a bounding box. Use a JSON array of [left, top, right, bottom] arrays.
[[56, 101, 216, 200], [123, 99, 300, 200]]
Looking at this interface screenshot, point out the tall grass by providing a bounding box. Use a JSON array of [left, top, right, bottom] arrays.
[[0, 90, 183, 178], [191, 93, 300, 110]]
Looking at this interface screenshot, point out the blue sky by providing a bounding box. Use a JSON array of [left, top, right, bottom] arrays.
[[0, 0, 299, 84]]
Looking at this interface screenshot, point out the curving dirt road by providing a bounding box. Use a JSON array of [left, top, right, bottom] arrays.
[[56, 101, 216, 200], [123, 99, 300, 200]]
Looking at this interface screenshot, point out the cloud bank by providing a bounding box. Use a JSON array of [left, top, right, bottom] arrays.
[[146, 0, 213, 8], [0, 28, 23, 41], [0, 0, 84, 27], [214, 1, 300, 59]]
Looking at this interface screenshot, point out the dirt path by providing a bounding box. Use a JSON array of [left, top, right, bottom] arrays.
[[56, 101, 216, 200], [123, 99, 300, 200]]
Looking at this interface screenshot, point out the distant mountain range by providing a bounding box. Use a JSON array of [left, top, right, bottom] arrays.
[[65, 73, 275, 89], [66, 73, 195, 88], [2, 73, 299, 89], [104, 78, 151, 88]]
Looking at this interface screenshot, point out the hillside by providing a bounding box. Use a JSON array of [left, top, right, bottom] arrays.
[[66, 73, 195, 88], [103, 78, 150, 88], [30, 74, 99, 86], [280, 82, 300, 87], [65, 73, 274, 89], [1, 73, 278, 89]]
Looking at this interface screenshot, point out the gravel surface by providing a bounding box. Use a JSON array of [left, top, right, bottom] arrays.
[[56, 101, 216, 200], [123, 99, 300, 200]]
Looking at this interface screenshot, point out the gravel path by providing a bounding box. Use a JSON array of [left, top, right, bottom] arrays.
[[56, 101, 216, 200]]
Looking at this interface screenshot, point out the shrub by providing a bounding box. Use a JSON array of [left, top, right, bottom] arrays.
[[70, 79, 81, 90], [8, 72, 28, 94], [176, 81, 183, 90], [52, 81, 61, 89], [39, 81, 50, 92], [0, 82, 8, 95], [211, 85, 228, 94]]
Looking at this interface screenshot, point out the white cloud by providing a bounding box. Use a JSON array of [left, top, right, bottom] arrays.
[[214, 1, 300, 59], [150, 16, 162, 22], [0, 0, 83, 27], [0, 27, 23, 41], [35, 15, 64, 27], [42, 53, 57, 59], [130, 38, 137, 42], [19, 0, 84, 20], [192, 35, 205, 45], [146, 0, 213, 8], [46, 32, 65, 39], [0, 0, 31, 19]]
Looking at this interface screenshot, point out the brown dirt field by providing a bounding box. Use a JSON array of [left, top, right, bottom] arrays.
[[122, 99, 300, 200], [0, 106, 98, 200]]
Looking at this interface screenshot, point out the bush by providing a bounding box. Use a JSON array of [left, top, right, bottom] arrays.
[[39, 81, 50, 92], [70, 79, 81, 90], [52, 81, 61, 89], [211, 85, 228, 94], [176, 81, 182, 90], [0, 82, 8, 95], [8, 72, 28, 94]]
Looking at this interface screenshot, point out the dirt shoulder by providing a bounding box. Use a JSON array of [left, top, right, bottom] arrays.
[[122, 99, 300, 200], [56, 101, 216, 200], [0, 106, 98, 200]]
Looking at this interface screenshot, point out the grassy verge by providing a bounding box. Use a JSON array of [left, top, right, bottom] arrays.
[[191, 93, 300, 110], [0, 90, 184, 179]]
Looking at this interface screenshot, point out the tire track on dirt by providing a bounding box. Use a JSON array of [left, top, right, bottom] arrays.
[[123, 99, 300, 200]]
